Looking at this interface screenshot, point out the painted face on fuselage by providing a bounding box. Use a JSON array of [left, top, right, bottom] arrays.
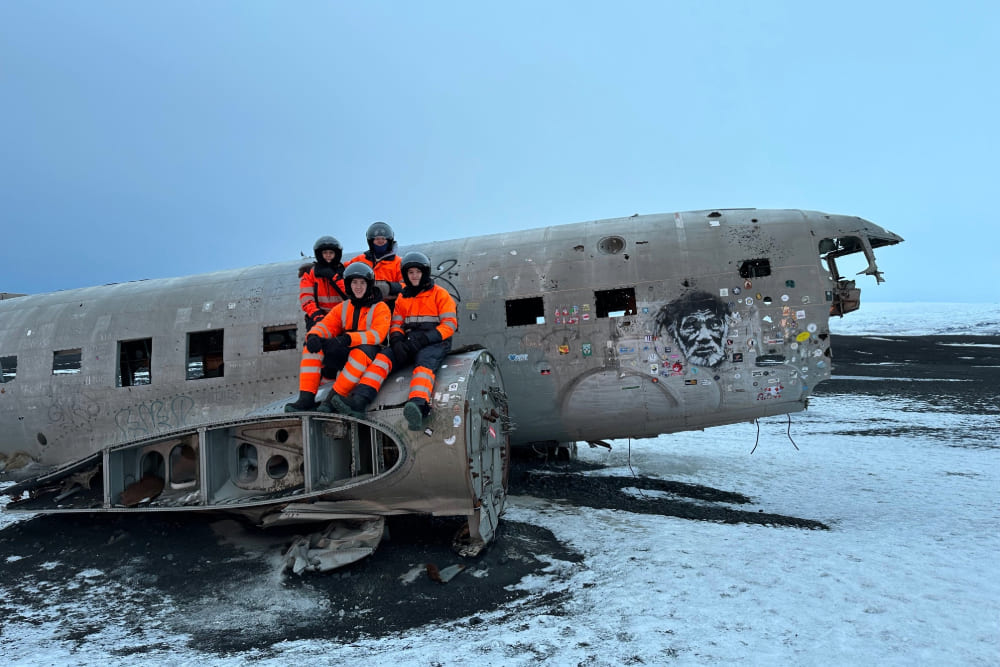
[[406, 267, 422, 287], [674, 307, 727, 367], [349, 278, 368, 298]]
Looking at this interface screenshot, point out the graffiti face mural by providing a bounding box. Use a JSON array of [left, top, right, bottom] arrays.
[[655, 291, 730, 368]]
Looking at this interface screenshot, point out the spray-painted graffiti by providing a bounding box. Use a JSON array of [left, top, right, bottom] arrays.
[[653, 291, 732, 368], [47, 393, 102, 428], [114, 395, 196, 440], [432, 259, 462, 303]]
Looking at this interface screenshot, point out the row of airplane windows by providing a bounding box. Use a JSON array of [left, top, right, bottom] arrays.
[[0, 287, 643, 386], [0, 324, 299, 386]]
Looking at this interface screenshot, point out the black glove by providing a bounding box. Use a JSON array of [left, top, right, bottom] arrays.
[[390, 336, 415, 362], [322, 345, 349, 375], [306, 334, 323, 353], [407, 330, 430, 349], [322, 334, 351, 357], [308, 308, 329, 327]]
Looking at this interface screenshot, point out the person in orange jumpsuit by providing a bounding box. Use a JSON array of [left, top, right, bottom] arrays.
[[299, 236, 347, 328], [344, 221, 404, 303], [284, 262, 390, 412], [328, 251, 457, 430]]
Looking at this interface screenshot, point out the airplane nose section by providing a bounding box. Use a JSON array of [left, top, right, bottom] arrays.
[[813, 212, 904, 249], [852, 215, 904, 247], [863, 221, 904, 247]]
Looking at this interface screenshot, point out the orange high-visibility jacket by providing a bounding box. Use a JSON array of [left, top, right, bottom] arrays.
[[390, 284, 458, 342], [346, 251, 404, 287], [312, 299, 391, 347], [299, 267, 347, 318]]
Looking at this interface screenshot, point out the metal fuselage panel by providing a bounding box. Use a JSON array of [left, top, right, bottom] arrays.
[[5, 351, 508, 527], [413, 209, 899, 444], [0, 265, 304, 465], [0, 209, 901, 466]]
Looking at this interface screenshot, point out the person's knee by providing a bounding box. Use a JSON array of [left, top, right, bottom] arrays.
[[415, 342, 448, 370]]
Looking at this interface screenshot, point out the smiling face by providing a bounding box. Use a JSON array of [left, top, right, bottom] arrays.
[[349, 277, 368, 299], [406, 267, 423, 287]]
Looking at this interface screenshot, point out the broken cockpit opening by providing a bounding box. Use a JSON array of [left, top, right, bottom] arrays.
[[819, 233, 898, 317]]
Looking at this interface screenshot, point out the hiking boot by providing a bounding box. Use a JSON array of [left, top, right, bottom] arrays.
[[330, 394, 367, 419], [284, 391, 317, 412], [403, 400, 430, 431]]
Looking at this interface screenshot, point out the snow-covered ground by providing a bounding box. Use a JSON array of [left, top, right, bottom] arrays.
[[828, 302, 1000, 336], [2, 303, 998, 666], [268, 396, 1000, 666]]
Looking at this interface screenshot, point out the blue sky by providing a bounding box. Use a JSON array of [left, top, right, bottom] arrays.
[[1, 2, 996, 302]]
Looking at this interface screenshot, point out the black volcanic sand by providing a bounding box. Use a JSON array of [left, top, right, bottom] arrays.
[[1, 334, 996, 655], [820, 334, 1000, 411]]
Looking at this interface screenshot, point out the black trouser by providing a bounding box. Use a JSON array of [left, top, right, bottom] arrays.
[[383, 338, 451, 373], [320, 341, 380, 379]]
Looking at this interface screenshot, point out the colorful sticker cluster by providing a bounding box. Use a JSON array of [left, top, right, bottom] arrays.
[[554, 303, 591, 325]]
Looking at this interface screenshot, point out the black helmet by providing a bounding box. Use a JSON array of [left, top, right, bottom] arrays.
[[343, 262, 376, 304], [366, 222, 394, 244], [401, 251, 430, 272], [343, 261, 375, 284], [401, 251, 432, 289], [313, 235, 343, 265], [365, 221, 394, 256]]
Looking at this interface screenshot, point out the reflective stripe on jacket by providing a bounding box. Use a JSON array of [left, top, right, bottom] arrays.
[[346, 252, 404, 286], [312, 300, 390, 347], [299, 268, 346, 317], [390, 284, 458, 342]]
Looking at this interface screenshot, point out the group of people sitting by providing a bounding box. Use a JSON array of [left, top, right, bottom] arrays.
[[285, 222, 458, 431]]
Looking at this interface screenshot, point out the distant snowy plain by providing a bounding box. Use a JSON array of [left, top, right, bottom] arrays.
[[2, 303, 998, 666], [827, 301, 1000, 336]]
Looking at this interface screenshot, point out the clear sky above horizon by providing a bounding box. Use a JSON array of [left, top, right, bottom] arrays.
[[2, 2, 997, 302]]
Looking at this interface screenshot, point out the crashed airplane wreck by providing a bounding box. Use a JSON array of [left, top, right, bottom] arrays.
[[4, 350, 510, 573], [1, 208, 903, 572]]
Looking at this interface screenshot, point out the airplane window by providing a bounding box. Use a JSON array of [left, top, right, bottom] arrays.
[[0, 355, 15, 383], [595, 288, 636, 318], [118, 338, 152, 387], [597, 236, 626, 255], [820, 236, 864, 256], [263, 324, 297, 352], [819, 236, 874, 284], [505, 297, 545, 327], [52, 348, 82, 375], [186, 330, 224, 380], [739, 259, 772, 279]]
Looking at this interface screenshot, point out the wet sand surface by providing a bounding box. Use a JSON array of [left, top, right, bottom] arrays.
[[823, 334, 1000, 409], [1, 335, 996, 656]]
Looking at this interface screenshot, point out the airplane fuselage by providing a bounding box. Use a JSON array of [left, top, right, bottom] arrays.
[[0, 208, 902, 470]]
